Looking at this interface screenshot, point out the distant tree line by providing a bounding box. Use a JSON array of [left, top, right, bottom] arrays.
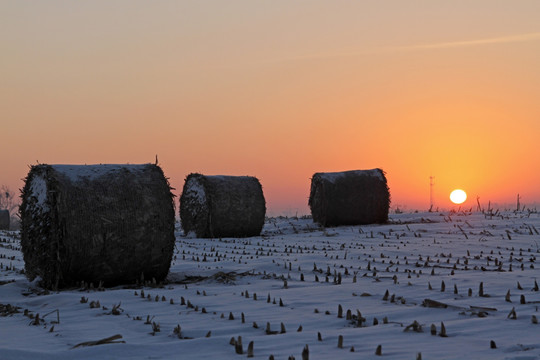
[[0, 185, 20, 230]]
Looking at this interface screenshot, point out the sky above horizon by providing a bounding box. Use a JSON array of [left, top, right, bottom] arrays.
[[2, 1, 540, 215]]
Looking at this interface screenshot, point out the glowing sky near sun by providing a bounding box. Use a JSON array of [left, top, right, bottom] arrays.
[[1, 1, 540, 215]]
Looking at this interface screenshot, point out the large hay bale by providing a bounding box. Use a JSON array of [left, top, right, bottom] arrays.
[[308, 169, 390, 226], [0, 210, 9, 230], [20, 164, 175, 289], [180, 173, 266, 238]]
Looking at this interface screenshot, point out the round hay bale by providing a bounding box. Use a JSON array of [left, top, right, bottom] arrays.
[[180, 173, 266, 238], [308, 169, 390, 226], [0, 209, 9, 230], [20, 164, 175, 289]]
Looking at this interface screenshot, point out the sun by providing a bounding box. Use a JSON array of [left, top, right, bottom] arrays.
[[450, 189, 467, 204]]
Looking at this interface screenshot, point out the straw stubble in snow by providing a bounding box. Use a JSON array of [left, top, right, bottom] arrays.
[[1, 210, 540, 359]]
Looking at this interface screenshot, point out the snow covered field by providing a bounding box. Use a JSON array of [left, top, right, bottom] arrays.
[[2, 210, 540, 359]]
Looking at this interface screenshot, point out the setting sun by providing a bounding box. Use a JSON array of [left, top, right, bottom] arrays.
[[450, 189, 467, 205]]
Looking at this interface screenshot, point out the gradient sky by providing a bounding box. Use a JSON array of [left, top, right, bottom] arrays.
[[2, 1, 540, 215]]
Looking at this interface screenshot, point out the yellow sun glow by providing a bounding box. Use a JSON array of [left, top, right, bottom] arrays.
[[450, 189, 467, 204]]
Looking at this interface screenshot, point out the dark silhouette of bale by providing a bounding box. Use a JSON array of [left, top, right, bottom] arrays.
[[0, 210, 9, 230], [20, 164, 175, 289], [180, 173, 266, 238], [309, 169, 390, 226]]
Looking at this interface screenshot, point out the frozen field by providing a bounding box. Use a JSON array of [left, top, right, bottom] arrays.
[[1, 210, 540, 359]]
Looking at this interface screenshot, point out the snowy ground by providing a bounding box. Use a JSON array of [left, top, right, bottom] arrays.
[[1, 210, 540, 359]]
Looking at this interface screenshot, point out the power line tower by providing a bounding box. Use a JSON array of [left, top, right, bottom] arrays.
[[429, 176, 435, 211]]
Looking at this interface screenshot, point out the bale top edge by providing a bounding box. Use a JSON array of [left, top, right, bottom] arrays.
[[186, 173, 261, 181], [312, 169, 386, 183], [32, 163, 157, 182]]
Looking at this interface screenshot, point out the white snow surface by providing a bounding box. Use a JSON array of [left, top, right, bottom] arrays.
[[318, 169, 384, 183], [1, 210, 540, 359], [185, 177, 207, 206], [29, 175, 49, 212], [51, 164, 149, 182]]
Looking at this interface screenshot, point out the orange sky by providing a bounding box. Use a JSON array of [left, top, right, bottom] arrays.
[[2, 1, 540, 215]]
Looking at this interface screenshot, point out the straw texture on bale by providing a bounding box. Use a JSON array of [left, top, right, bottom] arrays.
[[308, 169, 390, 226], [20, 164, 175, 289], [180, 173, 266, 238], [0, 210, 9, 230]]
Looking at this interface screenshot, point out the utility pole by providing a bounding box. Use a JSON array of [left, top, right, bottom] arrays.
[[429, 176, 434, 211]]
